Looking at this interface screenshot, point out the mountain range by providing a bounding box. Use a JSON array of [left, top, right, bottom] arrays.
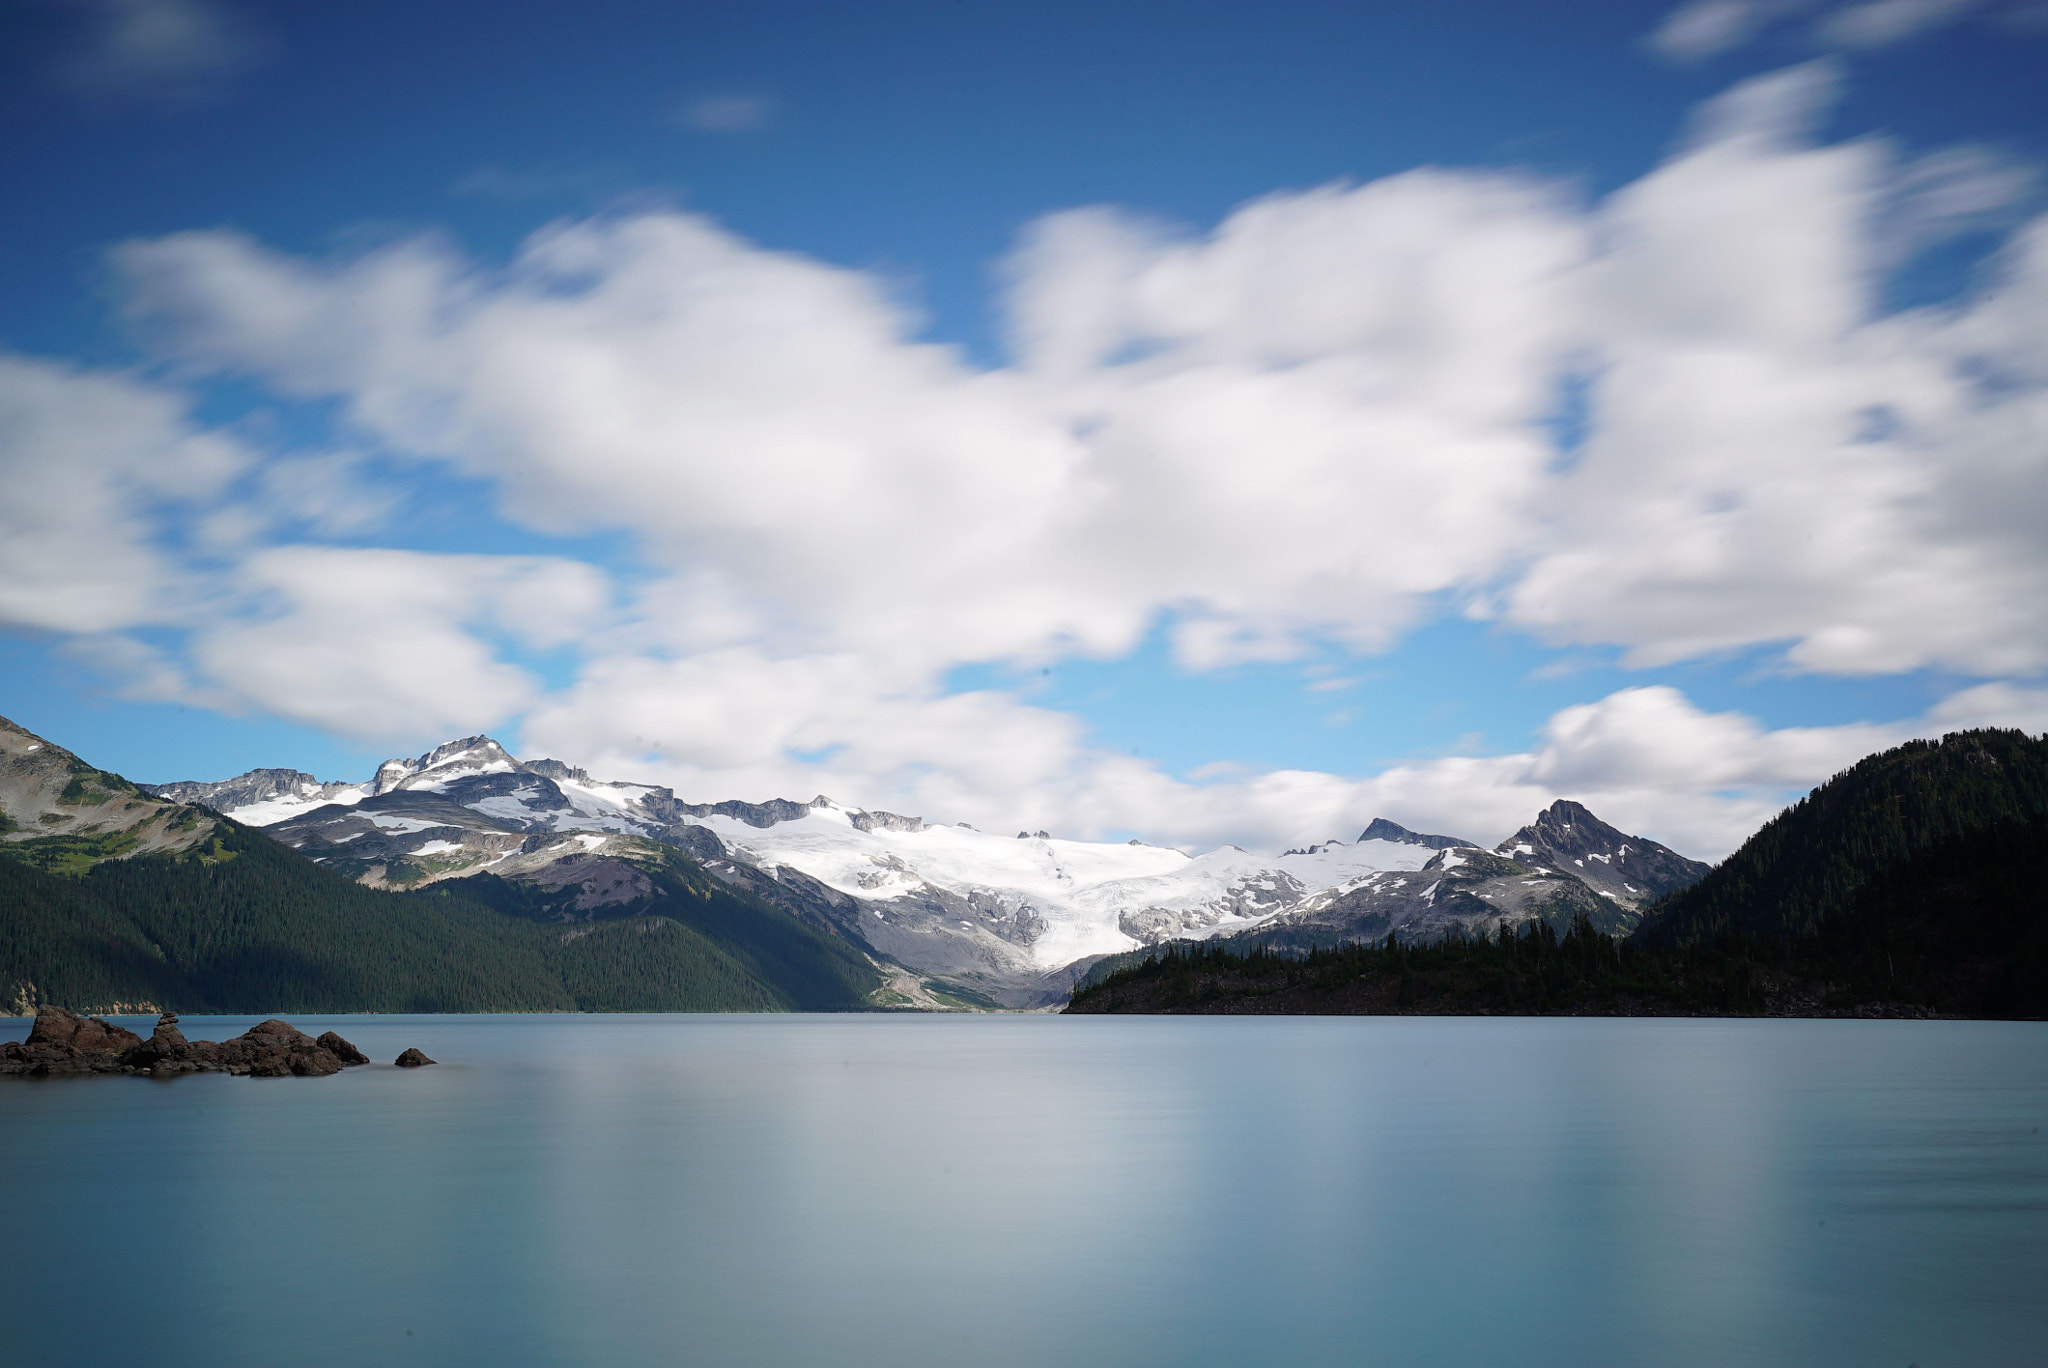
[[143, 734, 1709, 1007], [13, 712, 2039, 1018], [1069, 728, 2048, 1018]]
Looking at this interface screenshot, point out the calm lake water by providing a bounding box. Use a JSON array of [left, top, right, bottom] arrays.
[[2, 1014, 2044, 1368]]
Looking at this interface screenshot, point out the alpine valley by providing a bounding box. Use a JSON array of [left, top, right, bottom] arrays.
[[6, 717, 1710, 1011]]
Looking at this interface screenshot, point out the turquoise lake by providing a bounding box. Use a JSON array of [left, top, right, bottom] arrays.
[[2, 1014, 2044, 1367]]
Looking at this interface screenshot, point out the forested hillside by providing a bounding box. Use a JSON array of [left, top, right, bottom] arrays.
[[1, 817, 882, 1015], [1634, 729, 2048, 946]]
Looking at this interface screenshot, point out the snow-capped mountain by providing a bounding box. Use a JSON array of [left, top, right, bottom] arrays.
[[149, 768, 366, 826], [1494, 800, 1709, 908], [154, 738, 1711, 1006]]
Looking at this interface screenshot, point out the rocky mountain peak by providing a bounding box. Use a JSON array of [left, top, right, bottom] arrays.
[[1513, 800, 1627, 854], [371, 736, 526, 793], [1496, 800, 1709, 908], [1358, 817, 1477, 850]]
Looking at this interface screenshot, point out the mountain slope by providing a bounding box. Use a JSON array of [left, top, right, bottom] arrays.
[[1634, 729, 2048, 947], [2, 714, 219, 873], [2, 721, 883, 1014]]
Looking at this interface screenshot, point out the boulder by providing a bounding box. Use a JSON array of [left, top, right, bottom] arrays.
[[0, 1006, 145, 1075], [26, 1005, 142, 1054], [394, 1047, 435, 1067], [121, 1013, 192, 1069], [315, 1031, 370, 1065]]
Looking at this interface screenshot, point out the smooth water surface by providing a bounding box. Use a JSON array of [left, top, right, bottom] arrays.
[[2, 1014, 2044, 1367]]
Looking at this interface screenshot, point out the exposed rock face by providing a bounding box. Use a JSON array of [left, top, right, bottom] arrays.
[[1493, 800, 1710, 909], [146, 768, 355, 813], [1, 1006, 144, 1072], [1357, 817, 1476, 850], [394, 1047, 435, 1067], [316, 1031, 370, 1065], [0, 1007, 374, 1078]]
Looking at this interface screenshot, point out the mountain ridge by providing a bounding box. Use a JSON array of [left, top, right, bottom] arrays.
[[152, 733, 1712, 1007]]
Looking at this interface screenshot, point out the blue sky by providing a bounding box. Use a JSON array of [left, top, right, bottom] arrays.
[[2, 0, 2046, 856]]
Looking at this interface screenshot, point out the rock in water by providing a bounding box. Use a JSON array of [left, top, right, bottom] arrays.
[[29, 1005, 142, 1053], [2, 1006, 355, 1079], [0, 1006, 144, 1075], [315, 1031, 370, 1065], [394, 1047, 435, 1067]]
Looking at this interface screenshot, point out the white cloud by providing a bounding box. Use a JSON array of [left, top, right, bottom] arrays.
[[1650, 0, 1805, 60], [1874, 145, 2036, 268], [1504, 66, 2048, 677], [116, 169, 1586, 677], [55, 0, 268, 100], [0, 355, 245, 634], [189, 548, 611, 742]]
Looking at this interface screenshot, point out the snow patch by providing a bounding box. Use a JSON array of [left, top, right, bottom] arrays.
[[692, 810, 1434, 967], [224, 785, 366, 826], [363, 813, 448, 835]]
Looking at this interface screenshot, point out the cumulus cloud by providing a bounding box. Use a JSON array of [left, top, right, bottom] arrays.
[[1504, 65, 2048, 677], [116, 170, 1587, 676], [0, 356, 245, 634], [189, 548, 612, 741], [114, 65, 2041, 684]]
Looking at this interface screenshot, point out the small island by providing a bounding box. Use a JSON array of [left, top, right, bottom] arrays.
[[0, 1006, 433, 1077]]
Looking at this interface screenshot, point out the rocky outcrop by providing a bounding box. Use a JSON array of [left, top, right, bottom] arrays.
[[1357, 817, 1476, 850], [316, 1030, 370, 1065], [394, 1047, 435, 1067], [3, 1006, 144, 1070], [0, 1006, 418, 1078]]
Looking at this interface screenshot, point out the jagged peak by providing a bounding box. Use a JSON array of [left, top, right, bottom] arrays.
[[1358, 817, 1476, 850], [524, 758, 592, 785], [1535, 798, 1607, 829], [852, 809, 925, 834], [369, 736, 526, 795]]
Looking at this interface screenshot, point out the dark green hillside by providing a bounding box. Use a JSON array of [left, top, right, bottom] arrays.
[[1634, 729, 2048, 946], [1, 818, 880, 1014], [1797, 814, 2048, 1018], [0, 853, 189, 1013], [1066, 919, 1757, 1017], [411, 845, 882, 1012]]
